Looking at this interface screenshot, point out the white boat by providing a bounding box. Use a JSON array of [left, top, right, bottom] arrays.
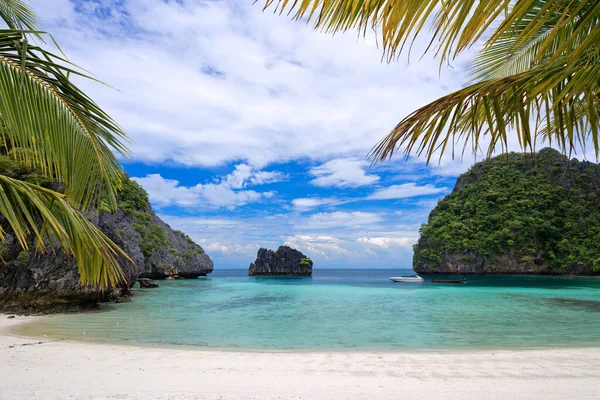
[[389, 274, 424, 283]]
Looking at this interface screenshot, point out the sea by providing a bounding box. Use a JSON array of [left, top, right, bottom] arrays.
[[15, 269, 600, 351]]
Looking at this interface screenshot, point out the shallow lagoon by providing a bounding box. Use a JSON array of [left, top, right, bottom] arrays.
[[17, 269, 600, 350]]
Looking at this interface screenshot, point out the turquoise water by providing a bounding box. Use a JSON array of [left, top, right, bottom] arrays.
[[17, 269, 600, 350]]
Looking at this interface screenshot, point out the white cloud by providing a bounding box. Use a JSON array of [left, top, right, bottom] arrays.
[[298, 212, 382, 229], [133, 164, 283, 209], [28, 0, 469, 169], [292, 182, 448, 211], [132, 174, 200, 207], [415, 199, 441, 210], [292, 197, 342, 211], [357, 237, 418, 248], [202, 242, 260, 257], [198, 184, 267, 209], [284, 235, 351, 258], [309, 158, 379, 188], [250, 170, 287, 186], [218, 164, 287, 189], [367, 183, 448, 200]]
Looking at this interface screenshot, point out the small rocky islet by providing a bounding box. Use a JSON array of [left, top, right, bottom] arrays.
[[249, 246, 313, 276]]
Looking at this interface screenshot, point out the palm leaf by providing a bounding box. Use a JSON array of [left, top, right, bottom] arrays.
[[263, 0, 512, 63], [490, 1, 600, 67], [473, 0, 599, 80], [0, 3, 133, 287], [370, 57, 600, 163], [0, 174, 128, 287], [469, 1, 558, 80], [264, 0, 600, 161], [0, 0, 37, 33], [0, 31, 129, 212], [265, 0, 597, 65]]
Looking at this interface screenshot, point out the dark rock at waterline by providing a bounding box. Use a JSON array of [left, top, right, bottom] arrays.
[[137, 278, 159, 288], [249, 246, 313, 276], [0, 230, 138, 314]]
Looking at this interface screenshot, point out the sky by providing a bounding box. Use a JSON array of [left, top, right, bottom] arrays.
[[27, 0, 519, 268]]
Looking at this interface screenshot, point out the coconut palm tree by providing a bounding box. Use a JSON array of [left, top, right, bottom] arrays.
[[0, 1, 130, 287], [264, 0, 600, 163]]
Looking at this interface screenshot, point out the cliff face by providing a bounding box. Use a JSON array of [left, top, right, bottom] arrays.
[[0, 177, 213, 313], [249, 246, 313, 276], [137, 212, 213, 280], [413, 148, 600, 275]]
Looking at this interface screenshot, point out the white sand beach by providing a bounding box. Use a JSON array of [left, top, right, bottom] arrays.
[[1, 315, 599, 400]]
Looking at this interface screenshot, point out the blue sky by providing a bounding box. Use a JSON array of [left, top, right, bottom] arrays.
[[29, 0, 497, 268]]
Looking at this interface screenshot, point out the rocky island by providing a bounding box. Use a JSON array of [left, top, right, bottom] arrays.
[[0, 175, 213, 313], [249, 246, 313, 276], [413, 148, 600, 275]]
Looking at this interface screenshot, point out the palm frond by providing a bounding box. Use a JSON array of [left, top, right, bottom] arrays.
[[0, 30, 129, 211], [262, 0, 539, 63], [264, 0, 599, 67], [490, 0, 600, 67], [264, 0, 600, 162], [473, 0, 600, 80], [0, 174, 128, 287], [265, 0, 511, 63], [0, 3, 133, 288], [537, 97, 600, 156], [469, 1, 558, 80], [0, 0, 37, 32], [369, 56, 600, 163]]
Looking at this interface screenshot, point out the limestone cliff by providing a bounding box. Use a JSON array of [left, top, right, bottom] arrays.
[[249, 246, 312, 276], [413, 148, 600, 275], [0, 176, 213, 313]]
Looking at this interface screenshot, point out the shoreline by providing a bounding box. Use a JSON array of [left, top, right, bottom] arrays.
[[8, 313, 600, 354], [2, 315, 600, 399]]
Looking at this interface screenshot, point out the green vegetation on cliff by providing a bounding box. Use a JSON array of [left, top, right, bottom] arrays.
[[300, 257, 312, 267], [414, 149, 600, 274], [117, 177, 170, 260], [115, 177, 204, 262], [0, 153, 52, 188], [118, 177, 150, 214]]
